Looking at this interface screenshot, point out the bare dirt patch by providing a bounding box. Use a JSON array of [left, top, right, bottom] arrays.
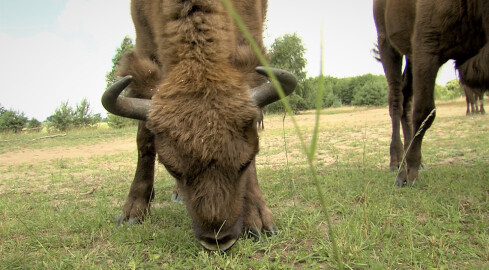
[[0, 138, 136, 166]]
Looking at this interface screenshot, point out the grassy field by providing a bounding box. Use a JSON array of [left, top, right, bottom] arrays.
[[1, 100, 488, 269]]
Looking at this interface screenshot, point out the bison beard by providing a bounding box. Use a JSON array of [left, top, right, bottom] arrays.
[[102, 0, 296, 252]]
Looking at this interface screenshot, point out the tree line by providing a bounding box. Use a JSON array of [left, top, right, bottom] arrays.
[[0, 34, 465, 133]]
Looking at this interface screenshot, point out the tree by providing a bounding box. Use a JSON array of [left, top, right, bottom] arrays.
[[445, 79, 463, 98], [105, 36, 137, 128], [105, 36, 135, 89], [352, 78, 388, 106], [49, 101, 74, 131], [267, 33, 308, 113], [0, 104, 28, 133], [73, 98, 101, 127]]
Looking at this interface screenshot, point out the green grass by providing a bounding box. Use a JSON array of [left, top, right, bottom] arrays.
[[0, 125, 137, 154], [1, 103, 488, 269]]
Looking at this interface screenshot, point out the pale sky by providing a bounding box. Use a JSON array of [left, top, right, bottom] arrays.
[[0, 0, 457, 121]]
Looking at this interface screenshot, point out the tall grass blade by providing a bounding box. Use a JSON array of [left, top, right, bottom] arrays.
[[219, 3, 343, 267], [395, 108, 436, 185]]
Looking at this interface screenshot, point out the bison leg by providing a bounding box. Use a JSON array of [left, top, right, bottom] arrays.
[[378, 38, 405, 171], [396, 51, 439, 186], [479, 95, 485, 114], [171, 183, 184, 202], [400, 58, 414, 159], [117, 121, 156, 225], [243, 160, 276, 238], [466, 95, 471, 115]]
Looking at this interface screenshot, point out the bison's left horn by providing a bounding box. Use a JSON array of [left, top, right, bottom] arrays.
[[251, 67, 297, 107], [101, 75, 151, 121]]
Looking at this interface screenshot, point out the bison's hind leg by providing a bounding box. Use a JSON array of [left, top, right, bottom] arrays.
[[171, 182, 184, 202]]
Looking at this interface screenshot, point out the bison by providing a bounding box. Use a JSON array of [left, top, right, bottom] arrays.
[[374, 0, 489, 186], [101, 0, 296, 252], [461, 82, 486, 115], [257, 107, 266, 131]]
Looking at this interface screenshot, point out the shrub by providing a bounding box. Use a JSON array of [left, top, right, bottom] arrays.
[[0, 107, 27, 133]]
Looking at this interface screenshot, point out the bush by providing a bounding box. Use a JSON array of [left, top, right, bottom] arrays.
[[48, 99, 101, 131], [266, 93, 308, 114], [352, 79, 388, 106], [0, 107, 27, 133], [435, 79, 463, 100], [107, 113, 137, 129]]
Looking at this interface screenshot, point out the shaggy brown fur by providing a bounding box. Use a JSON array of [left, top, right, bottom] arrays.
[[374, 0, 489, 186], [115, 0, 275, 251]]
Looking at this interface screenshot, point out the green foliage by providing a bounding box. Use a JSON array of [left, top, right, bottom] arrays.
[[73, 98, 101, 127], [26, 118, 42, 129], [24, 118, 43, 132], [49, 101, 74, 131], [107, 112, 137, 129], [105, 36, 135, 89], [352, 76, 388, 106], [303, 77, 341, 109], [104, 36, 137, 128], [48, 99, 101, 131], [267, 33, 307, 113], [269, 33, 307, 83], [0, 105, 28, 133], [435, 79, 463, 101]]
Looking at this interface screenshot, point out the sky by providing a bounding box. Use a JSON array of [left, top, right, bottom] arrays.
[[0, 0, 457, 121]]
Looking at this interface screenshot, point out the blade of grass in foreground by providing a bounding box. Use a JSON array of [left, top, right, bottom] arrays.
[[220, 1, 343, 268]]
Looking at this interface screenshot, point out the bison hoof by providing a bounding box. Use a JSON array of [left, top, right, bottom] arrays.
[[116, 215, 142, 226], [394, 177, 406, 187], [264, 226, 278, 237], [171, 192, 184, 202], [395, 177, 417, 188], [245, 226, 278, 241], [245, 228, 262, 241], [419, 163, 428, 171]]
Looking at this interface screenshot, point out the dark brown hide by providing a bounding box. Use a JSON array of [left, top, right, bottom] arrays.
[[373, 0, 416, 172], [113, 0, 278, 252], [374, 0, 489, 186]]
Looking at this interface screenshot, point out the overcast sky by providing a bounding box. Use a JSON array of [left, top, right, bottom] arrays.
[[0, 0, 457, 121]]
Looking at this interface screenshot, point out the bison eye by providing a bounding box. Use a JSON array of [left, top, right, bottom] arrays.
[[238, 159, 253, 174]]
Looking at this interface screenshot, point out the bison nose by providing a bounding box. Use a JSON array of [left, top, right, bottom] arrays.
[[199, 233, 239, 252]]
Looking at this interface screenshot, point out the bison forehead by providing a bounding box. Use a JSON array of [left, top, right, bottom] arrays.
[[148, 94, 259, 170]]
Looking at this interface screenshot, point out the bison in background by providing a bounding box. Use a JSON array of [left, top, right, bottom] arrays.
[[102, 0, 296, 252], [257, 107, 266, 131], [461, 82, 486, 115], [374, 0, 489, 186]]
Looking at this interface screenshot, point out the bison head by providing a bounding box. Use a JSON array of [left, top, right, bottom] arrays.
[[102, 66, 296, 251]]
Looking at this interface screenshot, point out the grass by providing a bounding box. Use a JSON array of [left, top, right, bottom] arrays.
[[1, 102, 488, 269], [0, 125, 137, 154]]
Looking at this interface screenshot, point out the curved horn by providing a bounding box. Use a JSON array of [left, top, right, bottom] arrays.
[[101, 75, 151, 121], [251, 67, 297, 107]]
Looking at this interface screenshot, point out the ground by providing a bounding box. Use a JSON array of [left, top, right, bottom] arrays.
[[0, 100, 466, 167]]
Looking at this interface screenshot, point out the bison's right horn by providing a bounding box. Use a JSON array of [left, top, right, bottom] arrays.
[[101, 75, 151, 121], [251, 67, 297, 107]]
